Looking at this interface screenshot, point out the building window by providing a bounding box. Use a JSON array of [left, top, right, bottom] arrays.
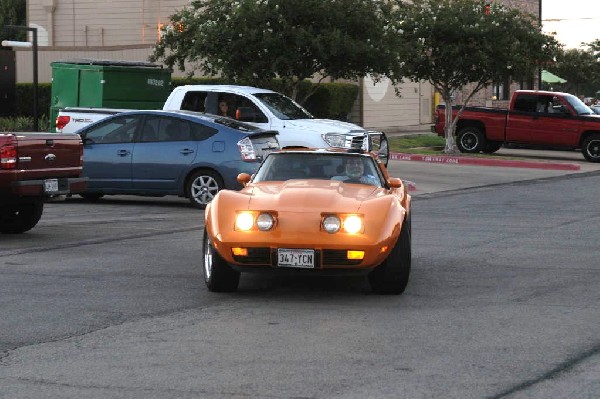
[[493, 80, 509, 100]]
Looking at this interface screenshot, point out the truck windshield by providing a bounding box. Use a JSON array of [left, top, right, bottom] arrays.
[[564, 94, 594, 115], [253, 93, 314, 120]]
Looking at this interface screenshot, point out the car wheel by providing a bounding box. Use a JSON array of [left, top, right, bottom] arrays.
[[202, 229, 240, 292], [582, 134, 600, 163], [186, 170, 223, 209], [79, 193, 104, 200], [457, 127, 486, 153], [482, 141, 502, 154], [0, 200, 44, 234], [368, 213, 411, 295]]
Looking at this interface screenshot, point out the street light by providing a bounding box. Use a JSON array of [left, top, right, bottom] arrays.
[[1, 25, 38, 131]]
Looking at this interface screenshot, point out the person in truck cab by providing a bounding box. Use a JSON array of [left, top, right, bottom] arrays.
[[218, 100, 230, 117]]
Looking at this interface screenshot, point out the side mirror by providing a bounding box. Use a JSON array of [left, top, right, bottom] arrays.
[[235, 107, 256, 122], [237, 173, 252, 186], [388, 177, 402, 188], [367, 131, 389, 167]]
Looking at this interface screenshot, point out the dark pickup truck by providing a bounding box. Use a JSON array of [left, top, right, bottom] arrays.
[[433, 90, 600, 162], [1, 132, 87, 233]]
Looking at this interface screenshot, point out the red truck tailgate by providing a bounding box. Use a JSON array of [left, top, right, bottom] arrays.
[[12, 133, 83, 178]]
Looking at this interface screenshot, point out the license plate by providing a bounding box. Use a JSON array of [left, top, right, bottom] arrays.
[[44, 179, 59, 193], [277, 248, 315, 268]]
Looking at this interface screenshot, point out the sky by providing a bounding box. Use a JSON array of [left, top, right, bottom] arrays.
[[542, 0, 600, 49]]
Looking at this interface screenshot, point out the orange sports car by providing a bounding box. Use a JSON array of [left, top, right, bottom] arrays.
[[202, 148, 411, 294]]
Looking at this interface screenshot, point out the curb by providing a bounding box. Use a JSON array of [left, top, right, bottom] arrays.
[[390, 152, 581, 171]]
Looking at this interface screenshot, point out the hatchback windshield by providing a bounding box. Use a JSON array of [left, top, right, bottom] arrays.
[[253, 93, 313, 120]]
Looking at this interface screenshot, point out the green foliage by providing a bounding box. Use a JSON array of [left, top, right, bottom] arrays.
[[0, 0, 27, 43], [171, 77, 359, 120], [15, 83, 52, 118], [0, 115, 50, 132], [547, 47, 600, 96], [151, 0, 396, 99], [387, 0, 559, 101]]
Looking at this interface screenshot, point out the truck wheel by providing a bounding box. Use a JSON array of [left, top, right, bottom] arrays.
[[202, 229, 240, 292], [582, 135, 600, 162], [483, 141, 502, 154], [0, 201, 44, 234], [368, 213, 411, 295], [457, 127, 486, 153], [186, 169, 224, 209]]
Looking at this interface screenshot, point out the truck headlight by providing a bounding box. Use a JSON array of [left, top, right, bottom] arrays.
[[322, 133, 347, 148]]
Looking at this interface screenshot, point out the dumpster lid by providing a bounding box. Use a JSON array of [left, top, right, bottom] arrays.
[[52, 59, 164, 68]]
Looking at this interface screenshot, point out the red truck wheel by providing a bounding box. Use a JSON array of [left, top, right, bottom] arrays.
[[582, 134, 600, 163], [0, 201, 44, 234], [457, 127, 486, 153]]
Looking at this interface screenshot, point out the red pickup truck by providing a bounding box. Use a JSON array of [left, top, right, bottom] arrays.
[[432, 90, 600, 162], [1, 133, 87, 233]]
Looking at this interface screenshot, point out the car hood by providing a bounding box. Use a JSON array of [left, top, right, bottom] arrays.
[[245, 180, 382, 213], [285, 119, 366, 134]]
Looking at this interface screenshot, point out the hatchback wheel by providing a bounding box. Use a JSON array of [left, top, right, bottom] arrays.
[[186, 170, 223, 209]]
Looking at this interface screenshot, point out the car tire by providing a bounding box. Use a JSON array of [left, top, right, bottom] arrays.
[[482, 141, 502, 154], [0, 200, 44, 234], [80, 193, 104, 200], [457, 127, 486, 153], [368, 213, 411, 295], [186, 169, 223, 209], [582, 134, 600, 163], [202, 229, 240, 292]]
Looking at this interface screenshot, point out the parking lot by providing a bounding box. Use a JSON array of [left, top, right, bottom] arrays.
[[1, 151, 599, 398]]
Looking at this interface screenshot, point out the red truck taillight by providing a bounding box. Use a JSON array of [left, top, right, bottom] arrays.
[[1, 145, 17, 169], [56, 115, 71, 131]]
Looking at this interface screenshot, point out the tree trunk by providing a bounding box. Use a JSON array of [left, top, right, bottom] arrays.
[[442, 96, 459, 154]]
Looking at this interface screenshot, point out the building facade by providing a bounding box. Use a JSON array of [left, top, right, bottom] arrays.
[[15, 0, 541, 129]]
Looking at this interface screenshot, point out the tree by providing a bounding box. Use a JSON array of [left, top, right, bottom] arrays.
[[547, 47, 599, 96], [386, 0, 559, 153], [150, 0, 397, 101], [0, 0, 27, 43]]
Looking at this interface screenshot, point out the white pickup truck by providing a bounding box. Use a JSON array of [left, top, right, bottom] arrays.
[[56, 84, 388, 162]]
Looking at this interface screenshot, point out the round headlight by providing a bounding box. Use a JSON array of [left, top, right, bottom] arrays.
[[323, 215, 341, 233], [235, 212, 254, 231], [256, 213, 274, 231], [343, 215, 362, 234]]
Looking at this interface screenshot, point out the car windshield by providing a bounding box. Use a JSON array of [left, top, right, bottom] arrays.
[[252, 152, 384, 187], [564, 94, 594, 115], [253, 93, 313, 120]]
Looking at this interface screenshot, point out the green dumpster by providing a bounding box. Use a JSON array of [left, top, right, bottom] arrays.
[[50, 59, 171, 131]]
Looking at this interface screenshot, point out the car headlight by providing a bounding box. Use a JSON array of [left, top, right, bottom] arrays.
[[322, 133, 347, 148], [235, 212, 255, 231], [322, 215, 341, 233], [343, 215, 362, 234], [256, 213, 275, 231]]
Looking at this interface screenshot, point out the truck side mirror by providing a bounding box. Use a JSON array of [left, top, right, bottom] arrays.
[[235, 107, 256, 122]]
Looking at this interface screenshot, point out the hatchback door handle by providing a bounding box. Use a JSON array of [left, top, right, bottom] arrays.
[[180, 149, 194, 155], [117, 150, 130, 156]]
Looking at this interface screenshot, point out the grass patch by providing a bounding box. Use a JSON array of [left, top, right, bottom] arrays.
[[388, 134, 446, 153]]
